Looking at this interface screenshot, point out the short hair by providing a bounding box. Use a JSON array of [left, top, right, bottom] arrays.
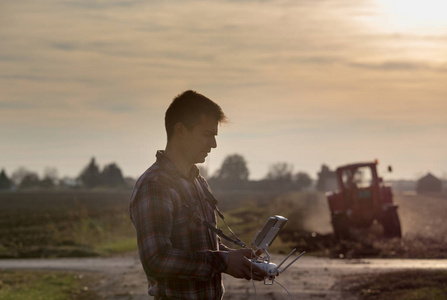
[[165, 90, 227, 141]]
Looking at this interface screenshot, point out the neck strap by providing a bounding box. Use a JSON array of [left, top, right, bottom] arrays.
[[194, 178, 246, 248]]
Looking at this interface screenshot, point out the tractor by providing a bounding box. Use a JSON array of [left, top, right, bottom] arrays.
[[326, 161, 402, 240]]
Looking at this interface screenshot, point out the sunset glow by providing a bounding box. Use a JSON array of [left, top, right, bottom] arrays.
[[375, 0, 447, 32], [1, 0, 446, 181]]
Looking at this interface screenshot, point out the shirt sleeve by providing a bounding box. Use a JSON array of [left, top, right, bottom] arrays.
[[129, 180, 228, 280]]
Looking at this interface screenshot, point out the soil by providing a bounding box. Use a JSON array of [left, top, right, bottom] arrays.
[[1, 252, 446, 299]]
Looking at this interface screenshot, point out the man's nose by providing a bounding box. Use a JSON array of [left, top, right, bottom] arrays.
[[210, 136, 217, 148]]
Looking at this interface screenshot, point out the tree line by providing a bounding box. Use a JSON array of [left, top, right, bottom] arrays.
[[0, 157, 129, 191], [0, 154, 317, 191], [206, 154, 312, 191]]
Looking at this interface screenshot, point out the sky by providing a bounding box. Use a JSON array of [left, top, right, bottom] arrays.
[[1, 0, 447, 181]]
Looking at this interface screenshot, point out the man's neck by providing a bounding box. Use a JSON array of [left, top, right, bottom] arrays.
[[164, 145, 192, 178]]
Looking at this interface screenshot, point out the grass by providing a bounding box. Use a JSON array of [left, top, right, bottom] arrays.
[[0, 270, 99, 300], [341, 270, 447, 299], [97, 237, 137, 255], [0, 189, 309, 258], [0, 190, 137, 258]]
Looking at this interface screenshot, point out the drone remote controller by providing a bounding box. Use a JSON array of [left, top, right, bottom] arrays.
[[250, 216, 306, 284]]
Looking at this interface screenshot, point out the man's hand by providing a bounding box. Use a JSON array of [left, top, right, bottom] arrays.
[[224, 248, 268, 281]]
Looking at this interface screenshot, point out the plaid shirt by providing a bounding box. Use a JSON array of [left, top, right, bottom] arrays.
[[129, 151, 229, 300]]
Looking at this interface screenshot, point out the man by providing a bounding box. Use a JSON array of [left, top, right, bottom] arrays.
[[129, 90, 267, 299]]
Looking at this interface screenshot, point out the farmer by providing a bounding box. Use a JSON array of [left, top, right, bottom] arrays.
[[129, 90, 267, 299]]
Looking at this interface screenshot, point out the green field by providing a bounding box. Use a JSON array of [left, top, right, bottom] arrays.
[[0, 190, 136, 258], [0, 190, 319, 258]]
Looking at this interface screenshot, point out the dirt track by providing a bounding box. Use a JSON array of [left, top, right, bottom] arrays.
[[1, 252, 446, 300]]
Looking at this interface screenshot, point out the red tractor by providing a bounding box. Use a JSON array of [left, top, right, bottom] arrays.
[[326, 161, 401, 240]]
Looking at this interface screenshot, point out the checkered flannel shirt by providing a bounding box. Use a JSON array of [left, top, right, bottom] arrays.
[[129, 151, 230, 300]]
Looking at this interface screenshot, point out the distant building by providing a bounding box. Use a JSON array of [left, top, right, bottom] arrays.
[[416, 173, 442, 194]]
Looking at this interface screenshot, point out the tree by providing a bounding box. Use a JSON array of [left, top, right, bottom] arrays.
[[11, 167, 31, 186], [265, 162, 294, 189], [294, 172, 312, 190], [78, 157, 101, 188], [10, 167, 39, 189], [0, 169, 13, 190], [212, 154, 249, 189], [39, 167, 58, 189], [19, 172, 40, 189], [43, 167, 58, 183], [101, 163, 125, 188], [215, 154, 249, 181], [266, 162, 293, 181], [39, 177, 55, 189]]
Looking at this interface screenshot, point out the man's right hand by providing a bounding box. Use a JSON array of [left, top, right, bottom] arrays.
[[224, 248, 268, 281]]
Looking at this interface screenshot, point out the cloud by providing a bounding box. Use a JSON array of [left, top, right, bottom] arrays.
[[0, 100, 39, 110], [61, 0, 146, 10], [87, 99, 136, 113], [51, 42, 77, 52], [348, 60, 447, 72], [349, 61, 429, 71], [0, 75, 51, 82]]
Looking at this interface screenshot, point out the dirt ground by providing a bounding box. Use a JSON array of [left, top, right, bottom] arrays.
[[1, 252, 447, 299], [395, 192, 447, 238]]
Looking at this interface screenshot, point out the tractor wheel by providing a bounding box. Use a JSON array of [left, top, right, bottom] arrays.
[[332, 213, 350, 240], [381, 209, 402, 238]]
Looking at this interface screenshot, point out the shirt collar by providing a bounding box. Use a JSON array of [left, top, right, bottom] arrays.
[[156, 150, 200, 180]]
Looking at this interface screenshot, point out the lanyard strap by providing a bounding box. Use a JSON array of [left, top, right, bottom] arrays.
[[194, 178, 246, 248]]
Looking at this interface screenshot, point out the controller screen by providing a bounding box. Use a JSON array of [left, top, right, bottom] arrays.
[[254, 216, 287, 248]]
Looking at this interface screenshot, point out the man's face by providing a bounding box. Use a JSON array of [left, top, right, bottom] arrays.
[[181, 114, 218, 165]]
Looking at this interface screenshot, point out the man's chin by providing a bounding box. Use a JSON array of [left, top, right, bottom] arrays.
[[196, 154, 207, 164]]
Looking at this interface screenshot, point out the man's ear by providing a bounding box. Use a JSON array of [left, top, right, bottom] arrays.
[[173, 122, 186, 139]]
